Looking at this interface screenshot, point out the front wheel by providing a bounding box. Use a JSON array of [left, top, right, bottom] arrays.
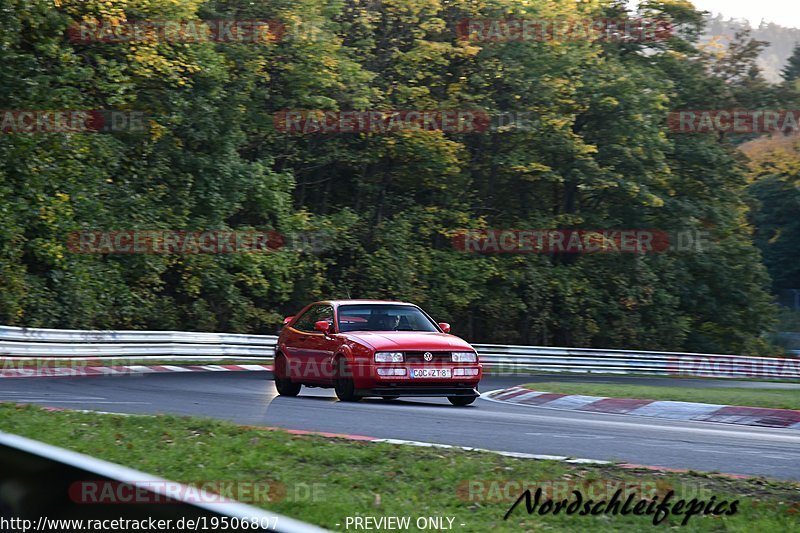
[[275, 377, 301, 397], [274, 354, 301, 397], [448, 396, 476, 406], [334, 359, 361, 402]]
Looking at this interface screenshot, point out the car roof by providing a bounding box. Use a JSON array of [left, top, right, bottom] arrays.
[[318, 299, 416, 307]]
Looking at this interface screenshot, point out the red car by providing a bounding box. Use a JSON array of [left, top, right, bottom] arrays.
[[274, 300, 482, 405]]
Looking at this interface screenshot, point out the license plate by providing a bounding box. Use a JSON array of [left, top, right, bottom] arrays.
[[410, 368, 451, 379]]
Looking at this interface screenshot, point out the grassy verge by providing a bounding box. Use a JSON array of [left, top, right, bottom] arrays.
[[521, 382, 800, 410], [1, 404, 798, 532]]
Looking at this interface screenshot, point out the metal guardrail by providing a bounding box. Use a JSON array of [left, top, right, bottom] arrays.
[[0, 325, 276, 361], [0, 431, 328, 532], [1, 325, 798, 379], [0, 325, 277, 344], [475, 344, 800, 379]]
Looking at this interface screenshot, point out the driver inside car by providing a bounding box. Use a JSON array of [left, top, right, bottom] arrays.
[[368, 312, 400, 331]]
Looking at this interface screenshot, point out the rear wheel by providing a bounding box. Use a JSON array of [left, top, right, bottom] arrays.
[[448, 396, 476, 406], [274, 354, 301, 397], [334, 358, 361, 402]]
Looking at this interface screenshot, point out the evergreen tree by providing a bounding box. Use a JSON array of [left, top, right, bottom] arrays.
[[781, 43, 800, 82]]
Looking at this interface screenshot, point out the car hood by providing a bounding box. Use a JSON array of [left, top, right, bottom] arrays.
[[343, 331, 474, 352]]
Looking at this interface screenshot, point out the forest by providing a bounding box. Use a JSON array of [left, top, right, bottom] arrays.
[[1, 0, 799, 355]]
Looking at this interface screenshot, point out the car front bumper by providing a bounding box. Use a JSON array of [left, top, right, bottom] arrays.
[[355, 385, 480, 398]]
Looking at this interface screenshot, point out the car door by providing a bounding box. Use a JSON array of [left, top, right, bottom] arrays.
[[302, 304, 337, 384], [283, 305, 320, 379]]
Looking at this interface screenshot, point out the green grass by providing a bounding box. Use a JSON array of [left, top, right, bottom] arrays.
[[1, 404, 798, 532], [521, 382, 800, 410]]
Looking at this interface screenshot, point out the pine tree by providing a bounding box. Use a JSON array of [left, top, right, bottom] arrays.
[[781, 43, 800, 82]]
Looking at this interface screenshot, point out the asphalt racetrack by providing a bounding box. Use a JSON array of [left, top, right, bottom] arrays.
[[3, 373, 799, 480]]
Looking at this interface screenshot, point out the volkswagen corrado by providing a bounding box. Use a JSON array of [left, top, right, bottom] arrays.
[[274, 300, 482, 405]]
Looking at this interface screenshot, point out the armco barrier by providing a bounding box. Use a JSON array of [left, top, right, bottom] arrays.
[[1, 325, 798, 380], [0, 431, 328, 532], [0, 325, 276, 361], [476, 344, 800, 379]]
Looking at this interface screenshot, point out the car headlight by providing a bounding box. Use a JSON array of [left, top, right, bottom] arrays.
[[377, 368, 407, 376], [451, 351, 477, 362], [375, 352, 404, 363]]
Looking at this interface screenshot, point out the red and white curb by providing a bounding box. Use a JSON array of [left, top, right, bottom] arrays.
[[0, 364, 273, 379], [485, 386, 800, 430]]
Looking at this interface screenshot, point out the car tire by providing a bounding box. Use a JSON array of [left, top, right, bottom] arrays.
[[334, 358, 361, 402], [274, 354, 301, 397], [448, 396, 476, 406]]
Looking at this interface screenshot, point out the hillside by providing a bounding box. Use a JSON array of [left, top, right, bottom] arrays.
[[704, 15, 800, 83]]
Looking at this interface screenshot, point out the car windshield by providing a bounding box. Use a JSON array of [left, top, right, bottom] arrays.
[[337, 304, 439, 332]]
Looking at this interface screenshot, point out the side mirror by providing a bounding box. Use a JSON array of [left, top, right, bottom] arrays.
[[283, 316, 294, 325], [438, 322, 451, 333], [315, 320, 332, 334]]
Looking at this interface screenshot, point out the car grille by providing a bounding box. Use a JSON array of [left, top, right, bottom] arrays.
[[404, 351, 452, 363]]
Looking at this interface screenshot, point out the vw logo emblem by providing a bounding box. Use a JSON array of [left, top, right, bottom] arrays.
[[423, 352, 433, 362]]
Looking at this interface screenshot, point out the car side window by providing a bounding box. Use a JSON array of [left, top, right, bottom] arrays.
[[317, 305, 334, 329], [293, 306, 319, 333]]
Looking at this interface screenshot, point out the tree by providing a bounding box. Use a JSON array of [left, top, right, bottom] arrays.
[[746, 138, 800, 294], [781, 43, 800, 82], [0, 0, 782, 354]]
